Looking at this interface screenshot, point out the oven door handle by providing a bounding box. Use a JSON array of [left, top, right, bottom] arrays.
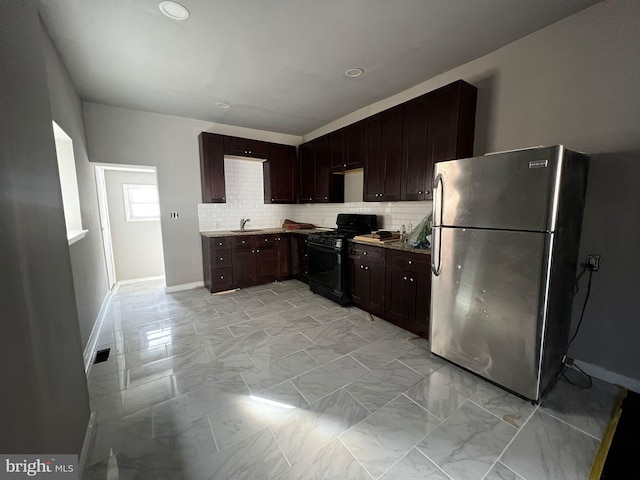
[[308, 243, 341, 254]]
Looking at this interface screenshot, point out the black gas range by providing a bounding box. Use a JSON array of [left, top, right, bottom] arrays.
[[308, 214, 378, 305]]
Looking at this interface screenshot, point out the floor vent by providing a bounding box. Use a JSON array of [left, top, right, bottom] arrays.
[[94, 348, 111, 364]]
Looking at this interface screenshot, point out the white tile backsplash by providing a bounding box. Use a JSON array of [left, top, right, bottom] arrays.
[[198, 158, 432, 234]]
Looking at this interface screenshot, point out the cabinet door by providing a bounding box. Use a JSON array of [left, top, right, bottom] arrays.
[[199, 133, 226, 203], [427, 80, 477, 165], [402, 94, 431, 201], [363, 113, 383, 201], [314, 136, 331, 202], [350, 259, 368, 308], [232, 237, 256, 288], [380, 105, 403, 202], [329, 129, 345, 172], [367, 262, 386, 317], [299, 142, 315, 203], [255, 246, 276, 284], [265, 143, 296, 204], [275, 235, 291, 280], [345, 121, 364, 169], [385, 267, 412, 324], [224, 136, 268, 158], [292, 235, 309, 283]]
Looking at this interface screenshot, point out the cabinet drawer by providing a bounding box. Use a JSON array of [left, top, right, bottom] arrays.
[[212, 250, 232, 269], [348, 243, 384, 264], [211, 237, 232, 250], [212, 267, 233, 291], [256, 234, 275, 247], [233, 236, 254, 249], [388, 251, 431, 273]]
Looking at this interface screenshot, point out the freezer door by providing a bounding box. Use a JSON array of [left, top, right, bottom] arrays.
[[433, 146, 563, 232], [430, 227, 551, 400]]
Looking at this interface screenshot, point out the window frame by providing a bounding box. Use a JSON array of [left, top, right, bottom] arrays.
[[122, 183, 161, 222]]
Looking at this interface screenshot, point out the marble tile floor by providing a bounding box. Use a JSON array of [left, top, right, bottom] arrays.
[[83, 279, 619, 480]]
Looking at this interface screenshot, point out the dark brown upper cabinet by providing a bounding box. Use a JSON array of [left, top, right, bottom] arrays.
[[298, 136, 344, 204], [223, 135, 269, 159], [426, 79, 477, 167], [330, 121, 365, 173], [199, 132, 226, 203], [364, 105, 403, 201], [401, 93, 430, 201], [264, 143, 297, 204]]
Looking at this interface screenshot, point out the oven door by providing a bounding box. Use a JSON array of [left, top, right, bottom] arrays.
[[308, 242, 344, 294]]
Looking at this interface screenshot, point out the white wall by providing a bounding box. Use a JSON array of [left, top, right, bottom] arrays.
[[104, 170, 165, 281]]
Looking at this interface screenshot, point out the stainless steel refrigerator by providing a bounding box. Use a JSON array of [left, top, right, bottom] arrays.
[[429, 145, 589, 401]]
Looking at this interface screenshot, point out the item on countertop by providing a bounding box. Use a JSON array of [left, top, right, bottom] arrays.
[[282, 219, 315, 230], [353, 233, 400, 244], [372, 230, 394, 239], [408, 213, 432, 249]]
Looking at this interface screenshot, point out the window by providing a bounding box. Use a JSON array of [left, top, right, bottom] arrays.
[[123, 184, 160, 222]]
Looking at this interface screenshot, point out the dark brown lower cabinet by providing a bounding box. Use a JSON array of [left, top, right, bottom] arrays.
[[203, 233, 305, 293], [202, 236, 233, 292], [384, 250, 431, 338], [231, 234, 276, 289], [348, 243, 385, 317], [274, 235, 291, 280], [291, 234, 309, 283]]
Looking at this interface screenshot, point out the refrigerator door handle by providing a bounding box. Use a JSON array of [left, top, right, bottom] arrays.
[[431, 226, 442, 276], [432, 173, 444, 227], [431, 173, 443, 276]]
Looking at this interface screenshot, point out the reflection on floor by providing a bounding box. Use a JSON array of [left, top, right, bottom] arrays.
[[83, 279, 618, 480]]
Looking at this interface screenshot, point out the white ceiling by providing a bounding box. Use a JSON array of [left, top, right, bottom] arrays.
[[38, 0, 600, 136]]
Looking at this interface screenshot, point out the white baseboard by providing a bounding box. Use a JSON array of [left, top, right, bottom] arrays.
[[573, 359, 640, 393], [165, 281, 205, 293], [83, 287, 115, 374], [78, 411, 96, 478], [117, 275, 165, 285]]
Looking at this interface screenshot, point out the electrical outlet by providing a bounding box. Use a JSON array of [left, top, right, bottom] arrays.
[[586, 254, 600, 272]]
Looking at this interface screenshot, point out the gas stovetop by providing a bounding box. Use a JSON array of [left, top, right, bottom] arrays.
[[307, 214, 378, 249]]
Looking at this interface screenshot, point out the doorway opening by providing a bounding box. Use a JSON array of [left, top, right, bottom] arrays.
[[95, 165, 165, 291]]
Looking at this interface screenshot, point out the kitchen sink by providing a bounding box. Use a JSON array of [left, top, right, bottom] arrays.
[[230, 229, 264, 233]]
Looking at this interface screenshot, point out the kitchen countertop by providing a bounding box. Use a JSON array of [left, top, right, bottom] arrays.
[[200, 228, 323, 238], [349, 238, 432, 256]]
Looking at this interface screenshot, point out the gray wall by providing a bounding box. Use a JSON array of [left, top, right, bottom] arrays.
[[41, 21, 110, 348], [0, 1, 89, 453], [105, 170, 165, 281], [83, 103, 301, 288]]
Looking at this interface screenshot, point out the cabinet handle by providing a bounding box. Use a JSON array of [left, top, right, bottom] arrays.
[[408, 260, 412, 265], [360, 265, 364, 269], [419, 191, 423, 195], [426, 190, 430, 195], [256, 249, 260, 253], [219, 257, 223, 261], [272, 198, 275, 202], [403, 276, 408, 281], [220, 275, 224, 279], [363, 251, 367, 255], [251, 249, 255, 253], [410, 277, 414, 282], [365, 266, 369, 270], [218, 242, 223, 246], [343, 163, 347, 167], [242, 240, 246, 244]]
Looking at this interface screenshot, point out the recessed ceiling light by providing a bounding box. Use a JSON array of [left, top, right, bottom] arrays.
[[345, 68, 364, 78], [159, 1, 190, 21], [216, 102, 231, 109]]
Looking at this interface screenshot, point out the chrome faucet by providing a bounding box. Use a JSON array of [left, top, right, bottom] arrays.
[[240, 218, 251, 231]]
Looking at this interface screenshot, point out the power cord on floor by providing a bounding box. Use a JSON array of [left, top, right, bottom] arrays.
[[562, 264, 595, 389]]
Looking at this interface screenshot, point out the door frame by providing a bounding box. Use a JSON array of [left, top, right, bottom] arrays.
[[94, 164, 161, 290]]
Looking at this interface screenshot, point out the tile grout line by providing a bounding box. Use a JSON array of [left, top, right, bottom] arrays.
[[479, 402, 541, 480], [336, 437, 377, 480], [266, 426, 293, 469], [466, 398, 521, 430], [412, 446, 456, 480], [206, 415, 221, 453], [536, 407, 601, 441]]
